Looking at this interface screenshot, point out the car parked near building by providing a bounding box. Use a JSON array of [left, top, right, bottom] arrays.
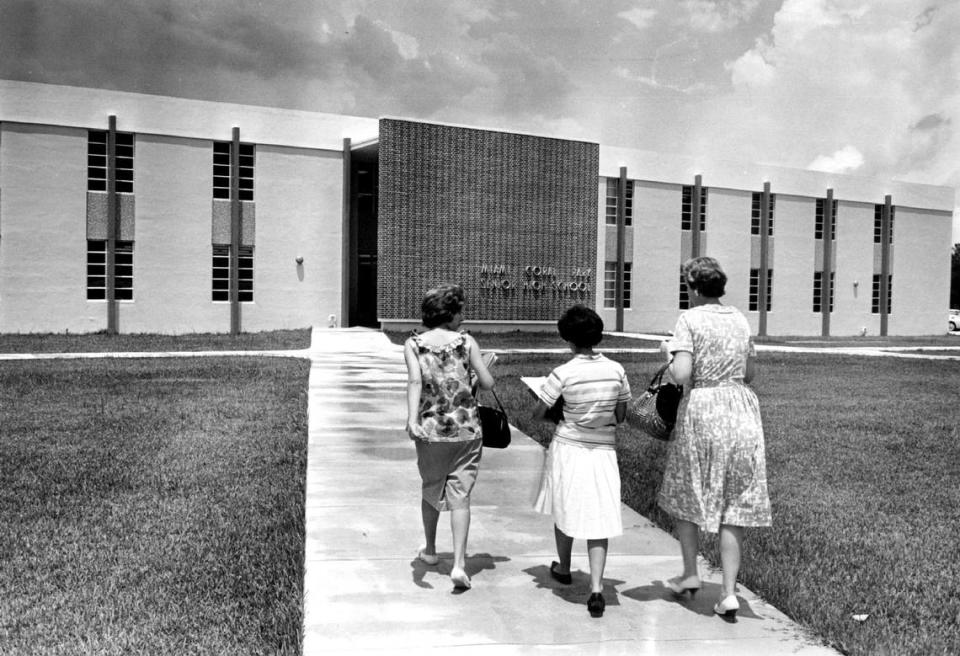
[[950, 309, 960, 332]]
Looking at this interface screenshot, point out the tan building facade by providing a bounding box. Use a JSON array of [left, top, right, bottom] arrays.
[[0, 80, 953, 336]]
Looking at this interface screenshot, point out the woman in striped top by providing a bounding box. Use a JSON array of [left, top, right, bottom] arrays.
[[532, 305, 631, 618]]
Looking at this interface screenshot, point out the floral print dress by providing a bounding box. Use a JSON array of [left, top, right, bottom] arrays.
[[658, 304, 772, 533], [412, 332, 481, 442]]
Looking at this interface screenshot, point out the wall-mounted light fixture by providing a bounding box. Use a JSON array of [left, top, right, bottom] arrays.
[[295, 256, 304, 265]]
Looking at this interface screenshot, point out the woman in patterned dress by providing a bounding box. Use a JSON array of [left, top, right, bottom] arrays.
[[404, 284, 495, 590], [658, 257, 772, 618]]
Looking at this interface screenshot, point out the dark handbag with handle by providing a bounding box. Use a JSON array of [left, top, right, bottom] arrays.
[[477, 388, 511, 449], [628, 363, 684, 441]]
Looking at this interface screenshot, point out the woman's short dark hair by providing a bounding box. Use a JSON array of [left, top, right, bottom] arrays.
[[558, 304, 603, 347], [421, 283, 465, 328], [682, 256, 727, 298]]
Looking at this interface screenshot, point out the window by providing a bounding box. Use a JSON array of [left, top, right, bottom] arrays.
[[87, 240, 134, 300], [212, 245, 254, 302], [751, 192, 775, 236], [213, 142, 255, 201], [749, 268, 773, 311], [815, 198, 837, 240], [603, 261, 631, 308], [812, 271, 835, 312], [604, 178, 633, 226], [681, 186, 707, 231], [873, 205, 895, 244], [872, 274, 892, 313], [679, 273, 690, 309], [88, 131, 134, 193]]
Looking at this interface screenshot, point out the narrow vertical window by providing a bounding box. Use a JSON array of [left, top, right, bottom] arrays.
[[622, 261, 632, 308], [213, 245, 254, 302], [87, 240, 134, 300], [213, 141, 255, 200], [873, 204, 893, 245], [872, 274, 892, 313], [604, 178, 632, 226], [815, 200, 824, 239], [88, 130, 134, 193], [213, 142, 231, 199], [766, 268, 773, 310], [816, 198, 838, 240], [603, 261, 631, 308], [237, 245, 254, 302], [681, 186, 708, 231], [603, 261, 617, 308], [812, 271, 834, 312], [749, 268, 772, 311], [114, 241, 134, 300], [115, 132, 134, 193], [679, 273, 690, 309], [86, 240, 107, 299], [87, 131, 107, 192], [751, 192, 775, 235]]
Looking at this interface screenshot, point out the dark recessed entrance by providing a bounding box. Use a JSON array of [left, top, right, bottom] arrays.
[[348, 142, 379, 327]]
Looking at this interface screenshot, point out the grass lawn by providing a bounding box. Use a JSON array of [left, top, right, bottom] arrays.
[[0, 329, 311, 353], [488, 348, 960, 656], [0, 356, 309, 655]]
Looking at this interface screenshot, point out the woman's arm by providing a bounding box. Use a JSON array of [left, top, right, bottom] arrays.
[[530, 400, 552, 423], [466, 335, 495, 390], [403, 339, 424, 438], [744, 353, 756, 384], [667, 351, 693, 387], [614, 399, 627, 424]]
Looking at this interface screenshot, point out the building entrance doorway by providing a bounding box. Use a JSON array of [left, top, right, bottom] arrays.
[[348, 143, 379, 327]]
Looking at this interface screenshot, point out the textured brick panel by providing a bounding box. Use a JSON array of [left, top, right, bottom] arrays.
[[87, 192, 108, 239], [212, 200, 255, 245], [378, 119, 599, 321], [86, 192, 135, 240]]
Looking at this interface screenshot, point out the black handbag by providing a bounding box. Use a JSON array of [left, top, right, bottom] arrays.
[[477, 389, 511, 448], [628, 363, 683, 441]]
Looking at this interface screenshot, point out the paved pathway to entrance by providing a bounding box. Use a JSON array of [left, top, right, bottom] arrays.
[[302, 328, 841, 655]]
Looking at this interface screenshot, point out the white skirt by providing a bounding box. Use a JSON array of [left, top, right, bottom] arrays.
[[534, 438, 623, 539]]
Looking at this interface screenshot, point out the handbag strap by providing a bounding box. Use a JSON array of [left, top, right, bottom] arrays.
[[649, 361, 671, 389], [477, 387, 507, 414]]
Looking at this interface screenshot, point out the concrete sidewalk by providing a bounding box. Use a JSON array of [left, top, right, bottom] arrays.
[[302, 328, 840, 655]]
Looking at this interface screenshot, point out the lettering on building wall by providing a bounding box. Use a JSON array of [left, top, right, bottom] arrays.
[[478, 264, 591, 297]]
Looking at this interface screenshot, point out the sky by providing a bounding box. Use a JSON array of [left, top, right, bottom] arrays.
[[2, 0, 958, 242]]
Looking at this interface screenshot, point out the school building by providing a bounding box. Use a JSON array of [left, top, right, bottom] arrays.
[[0, 79, 953, 336]]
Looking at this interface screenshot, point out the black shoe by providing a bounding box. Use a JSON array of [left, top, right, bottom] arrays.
[[550, 561, 572, 585], [587, 592, 605, 618]]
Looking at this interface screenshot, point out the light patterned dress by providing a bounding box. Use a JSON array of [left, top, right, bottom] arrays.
[[410, 332, 481, 442], [658, 305, 772, 533]]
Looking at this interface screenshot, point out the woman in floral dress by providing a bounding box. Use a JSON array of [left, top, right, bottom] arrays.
[[404, 284, 495, 590], [658, 257, 772, 618]]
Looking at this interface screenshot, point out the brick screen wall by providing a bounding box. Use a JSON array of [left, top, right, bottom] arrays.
[[378, 119, 599, 322]]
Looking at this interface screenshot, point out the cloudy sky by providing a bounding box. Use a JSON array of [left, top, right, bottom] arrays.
[[2, 0, 958, 241]]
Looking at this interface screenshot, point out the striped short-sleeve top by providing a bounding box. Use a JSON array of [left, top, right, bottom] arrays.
[[538, 353, 631, 448]]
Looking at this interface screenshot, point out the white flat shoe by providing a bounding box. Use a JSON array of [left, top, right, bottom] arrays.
[[665, 575, 701, 597], [714, 594, 740, 618], [417, 548, 439, 566], [450, 567, 472, 589]]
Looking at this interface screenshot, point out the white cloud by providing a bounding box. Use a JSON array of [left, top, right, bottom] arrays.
[[726, 43, 775, 87], [619, 6, 657, 30], [808, 146, 865, 173], [682, 0, 762, 33], [382, 24, 419, 60]]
